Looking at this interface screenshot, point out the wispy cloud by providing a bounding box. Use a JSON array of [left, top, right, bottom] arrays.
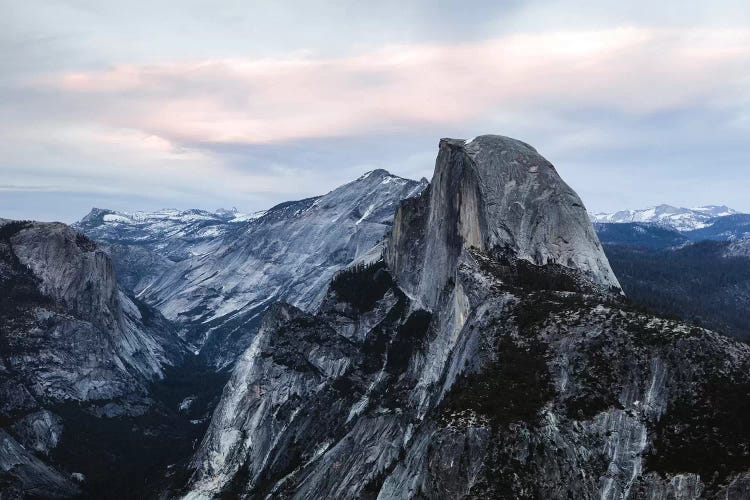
[[2, 7, 750, 221], [39, 27, 750, 147]]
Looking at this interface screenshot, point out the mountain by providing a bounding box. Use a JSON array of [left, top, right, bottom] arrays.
[[74, 207, 262, 294], [387, 137, 621, 305], [0, 219, 189, 497], [591, 204, 738, 232], [592, 216, 750, 340], [183, 135, 750, 499], [77, 170, 427, 369], [594, 223, 689, 249], [603, 241, 750, 339], [592, 210, 750, 248], [682, 214, 750, 242]]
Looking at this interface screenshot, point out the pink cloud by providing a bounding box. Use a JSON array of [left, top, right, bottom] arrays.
[[43, 27, 750, 145]]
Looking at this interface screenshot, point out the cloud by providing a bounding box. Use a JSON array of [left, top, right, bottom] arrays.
[[2, 17, 750, 221], [38, 27, 750, 147]]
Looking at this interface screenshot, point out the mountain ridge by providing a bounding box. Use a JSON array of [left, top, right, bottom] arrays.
[[76, 169, 428, 368]]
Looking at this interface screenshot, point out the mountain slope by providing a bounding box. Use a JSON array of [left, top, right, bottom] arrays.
[[0, 219, 189, 497], [74, 207, 260, 294], [594, 223, 689, 249], [593, 218, 750, 340], [602, 241, 750, 339], [78, 170, 428, 368], [183, 136, 750, 499], [682, 214, 750, 241]]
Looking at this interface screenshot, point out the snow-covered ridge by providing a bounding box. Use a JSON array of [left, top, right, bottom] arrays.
[[100, 207, 266, 225], [591, 204, 740, 232], [77, 169, 429, 368]]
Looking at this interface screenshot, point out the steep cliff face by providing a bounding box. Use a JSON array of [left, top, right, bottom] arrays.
[[79, 170, 427, 368], [0, 220, 187, 497], [387, 136, 619, 309], [183, 137, 750, 500], [2, 221, 185, 387]]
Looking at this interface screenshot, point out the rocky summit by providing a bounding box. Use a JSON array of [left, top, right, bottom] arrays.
[[183, 136, 750, 499], [386, 136, 621, 310]]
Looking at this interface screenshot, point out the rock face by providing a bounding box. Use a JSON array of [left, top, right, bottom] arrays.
[[183, 136, 750, 499], [77, 170, 427, 368], [0, 429, 77, 498], [0, 220, 187, 497], [75, 207, 259, 294], [387, 136, 620, 308]]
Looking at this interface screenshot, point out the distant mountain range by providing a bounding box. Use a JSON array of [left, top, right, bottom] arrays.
[[593, 205, 750, 249], [75, 170, 427, 369], [591, 204, 739, 232]]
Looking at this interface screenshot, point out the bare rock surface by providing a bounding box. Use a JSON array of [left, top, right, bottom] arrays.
[[77, 170, 427, 368], [387, 136, 619, 309]]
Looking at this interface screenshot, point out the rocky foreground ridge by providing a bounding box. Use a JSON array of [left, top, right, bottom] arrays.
[[0, 220, 188, 497], [183, 136, 750, 499]]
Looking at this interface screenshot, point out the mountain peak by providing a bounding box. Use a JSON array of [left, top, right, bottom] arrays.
[[387, 134, 620, 307], [357, 168, 393, 180], [355, 169, 422, 188]]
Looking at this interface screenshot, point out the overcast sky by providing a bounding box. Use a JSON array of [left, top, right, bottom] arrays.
[[2, 0, 749, 222]]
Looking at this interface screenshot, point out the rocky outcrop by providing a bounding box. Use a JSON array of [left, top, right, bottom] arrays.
[[183, 136, 750, 499], [78, 170, 427, 368], [386, 136, 620, 309], [0, 219, 187, 497], [2, 221, 185, 390]]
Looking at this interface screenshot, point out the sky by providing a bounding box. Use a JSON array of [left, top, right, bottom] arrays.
[[1, 1, 749, 222]]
